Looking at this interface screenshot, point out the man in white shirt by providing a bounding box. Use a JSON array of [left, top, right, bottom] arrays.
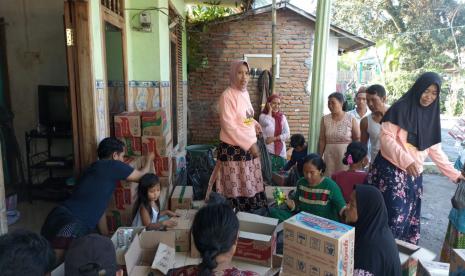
[[348, 86, 370, 124]]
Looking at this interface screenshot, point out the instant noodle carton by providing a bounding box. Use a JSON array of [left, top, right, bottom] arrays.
[[166, 209, 198, 252], [170, 186, 193, 211], [117, 137, 142, 156], [141, 110, 169, 136], [141, 135, 172, 156], [114, 112, 141, 137], [282, 212, 355, 276]]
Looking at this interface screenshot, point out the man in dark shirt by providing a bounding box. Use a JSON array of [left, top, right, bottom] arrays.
[[283, 134, 307, 172], [41, 137, 154, 265]]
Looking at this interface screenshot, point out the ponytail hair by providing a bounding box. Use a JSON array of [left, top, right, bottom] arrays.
[[342, 142, 368, 165], [192, 193, 239, 276]]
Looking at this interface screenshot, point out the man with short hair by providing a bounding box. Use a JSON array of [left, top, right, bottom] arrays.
[[41, 137, 154, 265], [0, 230, 55, 276], [360, 84, 390, 162], [348, 86, 370, 124]]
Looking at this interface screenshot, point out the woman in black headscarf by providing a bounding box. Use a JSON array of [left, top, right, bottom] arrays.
[[345, 185, 401, 276], [365, 72, 465, 244]]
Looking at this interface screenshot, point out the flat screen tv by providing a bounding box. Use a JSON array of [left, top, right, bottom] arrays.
[[38, 85, 71, 132]]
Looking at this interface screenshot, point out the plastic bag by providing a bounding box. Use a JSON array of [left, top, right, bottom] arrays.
[[452, 180, 465, 209], [257, 136, 272, 185], [187, 148, 216, 200]]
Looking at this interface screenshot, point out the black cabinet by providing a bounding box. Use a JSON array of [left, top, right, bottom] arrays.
[[25, 130, 74, 201]]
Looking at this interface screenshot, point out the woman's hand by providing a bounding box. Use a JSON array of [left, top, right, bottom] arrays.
[[286, 199, 295, 210], [406, 163, 420, 178], [265, 137, 275, 144], [254, 121, 262, 135], [455, 173, 465, 183], [249, 143, 260, 158]]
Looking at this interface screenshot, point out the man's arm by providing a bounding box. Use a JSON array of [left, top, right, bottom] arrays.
[[360, 117, 369, 145], [126, 153, 155, 181]]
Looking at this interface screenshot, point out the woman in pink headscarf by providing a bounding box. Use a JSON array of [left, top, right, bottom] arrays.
[[209, 60, 267, 212], [259, 94, 290, 172]]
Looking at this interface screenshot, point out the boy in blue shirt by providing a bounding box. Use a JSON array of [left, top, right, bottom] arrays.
[[283, 134, 307, 173], [41, 137, 154, 265]]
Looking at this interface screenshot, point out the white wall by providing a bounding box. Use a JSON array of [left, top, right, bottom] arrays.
[[0, 0, 69, 166]]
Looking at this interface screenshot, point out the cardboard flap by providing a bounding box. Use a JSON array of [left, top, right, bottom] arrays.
[[125, 232, 142, 275], [396, 239, 420, 253], [411, 247, 436, 262], [237, 212, 278, 235], [418, 260, 449, 275], [152, 243, 175, 275], [139, 230, 175, 248], [239, 230, 272, 242], [232, 259, 274, 276], [285, 212, 353, 238]]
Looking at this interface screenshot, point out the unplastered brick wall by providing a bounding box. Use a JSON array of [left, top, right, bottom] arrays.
[[188, 9, 314, 145]]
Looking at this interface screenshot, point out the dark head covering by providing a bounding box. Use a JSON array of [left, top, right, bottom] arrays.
[[381, 72, 442, 150], [354, 185, 401, 276]]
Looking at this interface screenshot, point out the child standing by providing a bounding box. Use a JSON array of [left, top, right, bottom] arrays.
[[331, 142, 369, 203], [270, 154, 346, 222], [132, 173, 178, 230]]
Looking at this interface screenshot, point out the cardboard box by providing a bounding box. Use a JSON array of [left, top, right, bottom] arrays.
[[108, 181, 138, 210], [141, 110, 169, 136], [396, 239, 436, 276], [110, 227, 145, 265], [234, 212, 279, 267], [125, 230, 176, 276], [190, 233, 201, 258], [154, 156, 172, 177], [171, 186, 193, 211], [450, 248, 465, 275], [416, 260, 449, 276], [115, 112, 141, 137], [106, 208, 134, 234], [265, 186, 296, 203], [118, 137, 142, 156], [167, 209, 198, 252], [282, 212, 355, 276], [142, 135, 172, 156], [124, 156, 156, 174]]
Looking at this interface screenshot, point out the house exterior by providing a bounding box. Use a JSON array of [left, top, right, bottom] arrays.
[[187, 2, 374, 145]]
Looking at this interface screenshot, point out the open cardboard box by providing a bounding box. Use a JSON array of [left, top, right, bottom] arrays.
[[396, 239, 436, 275], [167, 209, 197, 252], [125, 230, 176, 276], [450, 248, 465, 275], [417, 259, 449, 276], [234, 212, 279, 267], [111, 226, 145, 265]]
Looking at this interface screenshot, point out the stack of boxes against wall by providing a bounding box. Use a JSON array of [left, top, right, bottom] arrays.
[[106, 108, 173, 234]]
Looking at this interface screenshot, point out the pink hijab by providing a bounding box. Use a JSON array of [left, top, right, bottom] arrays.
[[229, 60, 250, 92]]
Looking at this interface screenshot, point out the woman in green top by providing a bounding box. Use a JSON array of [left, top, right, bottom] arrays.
[[270, 154, 347, 222]]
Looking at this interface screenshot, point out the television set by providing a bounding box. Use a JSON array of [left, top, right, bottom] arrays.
[[38, 85, 71, 133]]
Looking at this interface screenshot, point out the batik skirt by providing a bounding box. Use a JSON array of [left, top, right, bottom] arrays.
[[215, 142, 267, 212]]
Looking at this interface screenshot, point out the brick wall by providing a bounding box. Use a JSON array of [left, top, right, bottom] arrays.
[[188, 10, 315, 145]]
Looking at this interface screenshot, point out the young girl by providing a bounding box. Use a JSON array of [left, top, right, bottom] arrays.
[[332, 142, 369, 203], [132, 173, 177, 230], [270, 154, 346, 222]]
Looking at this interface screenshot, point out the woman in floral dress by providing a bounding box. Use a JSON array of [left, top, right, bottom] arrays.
[[365, 72, 464, 245]]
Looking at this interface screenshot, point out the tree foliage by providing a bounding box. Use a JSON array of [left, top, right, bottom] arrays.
[[332, 0, 465, 112]]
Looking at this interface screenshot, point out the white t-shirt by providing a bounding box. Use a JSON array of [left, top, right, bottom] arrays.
[[132, 205, 159, 227]]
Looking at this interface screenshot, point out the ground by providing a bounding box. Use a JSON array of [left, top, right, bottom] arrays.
[[419, 116, 461, 259]]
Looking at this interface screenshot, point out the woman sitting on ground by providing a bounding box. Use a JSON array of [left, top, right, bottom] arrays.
[[167, 193, 258, 276], [345, 185, 401, 276]]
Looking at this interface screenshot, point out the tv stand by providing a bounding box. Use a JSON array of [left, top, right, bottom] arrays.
[[25, 129, 74, 201]]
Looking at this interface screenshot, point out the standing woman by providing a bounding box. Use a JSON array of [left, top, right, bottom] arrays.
[[259, 94, 290, 172], [214, 60, 267, 212], [366, 72, 465, 245], [319, 92, 360, 177]]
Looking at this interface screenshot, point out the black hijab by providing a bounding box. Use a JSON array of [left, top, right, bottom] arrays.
[[381, 72, 442, 151], [354, 185, 401, 276]]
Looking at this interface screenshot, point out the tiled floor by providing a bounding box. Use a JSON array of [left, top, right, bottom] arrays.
[[8, 200, 57, 233]]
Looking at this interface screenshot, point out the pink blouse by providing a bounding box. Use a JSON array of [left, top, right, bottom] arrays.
[[219, 87, 257, 151], [379, 122, 460, 181]]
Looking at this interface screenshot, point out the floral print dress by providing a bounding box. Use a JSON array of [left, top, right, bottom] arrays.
[[365, 154, 423, 245]]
